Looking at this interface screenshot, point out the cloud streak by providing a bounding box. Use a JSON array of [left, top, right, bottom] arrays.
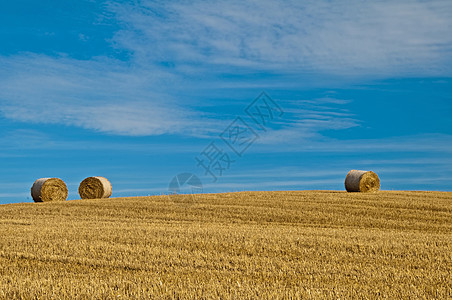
[[253, 133, 452, 154], [0, 54, 358, 138], [254, 97, 359, 144], [0, 54, 204, 136], [111, 0, 452, 77], [0, 0, 451, 137]]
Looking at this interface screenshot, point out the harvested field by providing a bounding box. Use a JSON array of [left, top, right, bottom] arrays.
[[0, 191, 451, 299]]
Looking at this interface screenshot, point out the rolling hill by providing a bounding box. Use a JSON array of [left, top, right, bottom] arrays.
[[0, 191, 451, 299]]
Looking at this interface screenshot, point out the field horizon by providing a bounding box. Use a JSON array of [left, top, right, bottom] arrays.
[[4, 189, 452, 207], [1, 190, 451, 298]]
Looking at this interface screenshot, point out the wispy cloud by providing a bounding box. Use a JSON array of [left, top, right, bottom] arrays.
[[0, 54, 359, 138], [253, 133, 452, 154], [255, 97, 359, 144], [110, 0, 452, 77], [0, 0, 450, 138], [0, 54, 204, 136]]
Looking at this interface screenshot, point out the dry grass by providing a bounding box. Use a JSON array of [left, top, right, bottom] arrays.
[[0, 191, 451, 299]]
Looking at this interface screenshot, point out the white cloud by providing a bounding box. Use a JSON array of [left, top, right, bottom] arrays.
[[0, 54, 204, 136], [254, 97, 359, 144], [0, 53, 359, 138], [110, 0, 452, 77], [1, 0, 450, 138], [252, 133, 452, 154]]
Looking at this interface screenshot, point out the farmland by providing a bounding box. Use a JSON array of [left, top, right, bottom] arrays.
[[0, 191, 451, 299]]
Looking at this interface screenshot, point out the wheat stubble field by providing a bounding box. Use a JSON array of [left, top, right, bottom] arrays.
[[0, 191, 451, 299]]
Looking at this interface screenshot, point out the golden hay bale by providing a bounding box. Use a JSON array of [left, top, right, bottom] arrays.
[[78, 176, 112, 199], [345, 170, 380, 192], [31, 178, 68, 202]]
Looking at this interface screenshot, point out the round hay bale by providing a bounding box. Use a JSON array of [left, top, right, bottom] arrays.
[[345, 170, 380, 192], [78, 176, 112, 199], [31, 178, 68, 202]]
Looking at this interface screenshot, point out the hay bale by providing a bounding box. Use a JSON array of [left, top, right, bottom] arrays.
[[78, 176, 112, 199], [31, 178, 68, 202], [345, 170, 380, 192]]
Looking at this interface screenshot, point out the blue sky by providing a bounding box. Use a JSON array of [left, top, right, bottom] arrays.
[[0, 0, 451, 204]]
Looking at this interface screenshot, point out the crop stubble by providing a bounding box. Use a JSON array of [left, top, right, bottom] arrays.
[[0, 191, 451, 299]]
